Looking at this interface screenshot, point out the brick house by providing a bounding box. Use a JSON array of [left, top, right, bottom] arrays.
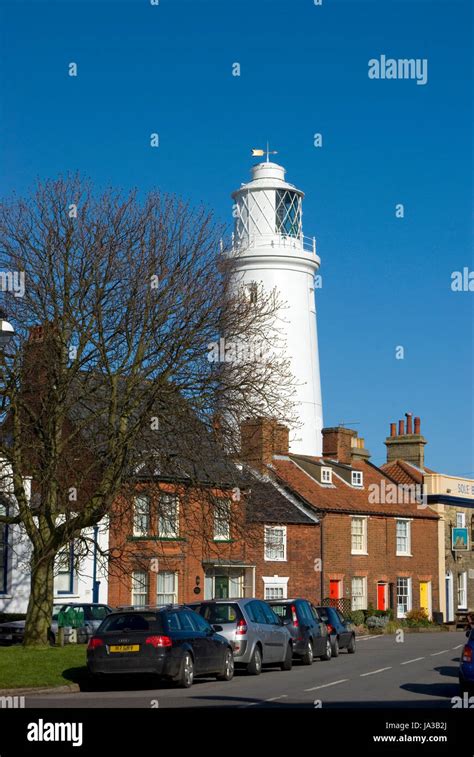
[[107, 458, 321, 608], [382, 413, 474, 622], [240, 418, 440, 619]]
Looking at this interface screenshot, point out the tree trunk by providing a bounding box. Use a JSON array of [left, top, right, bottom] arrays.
[[23, 550, 55, 646]]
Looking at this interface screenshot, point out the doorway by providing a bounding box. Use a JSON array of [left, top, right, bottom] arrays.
[[377, 582, 388, 611], [445, 571, 454, 622], [419, 581, 432, 619]]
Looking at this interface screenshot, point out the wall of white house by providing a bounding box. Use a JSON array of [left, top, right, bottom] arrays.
[[0, 521, 109, 615]]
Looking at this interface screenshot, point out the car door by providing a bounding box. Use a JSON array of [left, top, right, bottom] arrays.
[[261, 602, 286, 662], [247, 600, 271, 662], [187, 610, 219, 673], [336, 609, 352, 647], [167, 610, 205, 674], [310, 604, 327, 656]]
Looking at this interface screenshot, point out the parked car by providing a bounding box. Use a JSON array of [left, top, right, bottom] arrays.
[[315, 605, 356, 656], [87, 605, 234, 688], [459, 628, 474, 694], [267, 598, 332, 664], [0, 602, 113, 646], [188, 598, 293, 674]]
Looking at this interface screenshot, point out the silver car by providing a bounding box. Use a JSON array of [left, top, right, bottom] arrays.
[[188, 598, 293, 675], [0, 602, 113, 645]]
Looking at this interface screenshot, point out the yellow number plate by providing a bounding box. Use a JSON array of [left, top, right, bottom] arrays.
[[109, 644, 140, 653]]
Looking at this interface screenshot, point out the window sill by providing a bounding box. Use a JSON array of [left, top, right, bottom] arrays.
[[128, 536, 185, 542], [264, 557, 287, 562], [213, 538, 235, 543], [396, 553, 413, 557], [351, 551, 368, 556]]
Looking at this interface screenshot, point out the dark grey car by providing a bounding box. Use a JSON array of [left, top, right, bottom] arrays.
[[268, 599, 332, 664], [188, 598, 293, 675]]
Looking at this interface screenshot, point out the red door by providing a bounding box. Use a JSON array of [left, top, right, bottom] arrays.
[[377, 583, 386, 611], [329, 580, 340, 600]]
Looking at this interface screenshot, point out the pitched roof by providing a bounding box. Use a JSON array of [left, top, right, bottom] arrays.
[[245, 469, 319, 526], [381, 459, 437, 486], [270, 456, 438, 519]]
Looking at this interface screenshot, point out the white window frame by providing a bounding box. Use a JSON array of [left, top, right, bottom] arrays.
[[131, 570, 149, 607], [133, 494, 151, 537], [158, 494, 179, 538], [213, 499, 231, 541], [457, 571, 467, 609], [262, 575, 289, 600], [55, 542, 75, 595], [264, 525, 287, 562], [351, 516, 368, 555], [456, 512, 466, 528], [351, 576, 367, 611], [396, 577, 412, 618], [396, 518, 412, 556], [157, 571, 178, 606], [351, 470, 363, 487], [321, 467, 332, 484]]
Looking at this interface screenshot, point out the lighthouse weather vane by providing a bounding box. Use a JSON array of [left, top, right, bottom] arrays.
[[251, 141, 278, 162]]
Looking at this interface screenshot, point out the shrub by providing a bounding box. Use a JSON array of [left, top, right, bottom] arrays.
[[405, 609, 431, 627], [366, 615, 390, 630], [347, 610, 365, 627]]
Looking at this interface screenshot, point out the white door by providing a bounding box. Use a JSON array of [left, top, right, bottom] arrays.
[[445, 571, 454, 622]]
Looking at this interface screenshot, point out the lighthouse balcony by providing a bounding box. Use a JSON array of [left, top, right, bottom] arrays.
[[229, 233, 317, 256]]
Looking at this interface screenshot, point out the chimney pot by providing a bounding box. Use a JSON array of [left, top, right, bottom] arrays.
[[414, 416, 421, 434], [405, 412, 413, 434], [390, 422, 396, 437], [398, 420, 404, 436]]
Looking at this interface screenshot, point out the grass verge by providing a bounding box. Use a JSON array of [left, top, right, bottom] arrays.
[[0, 644, 87, 690]]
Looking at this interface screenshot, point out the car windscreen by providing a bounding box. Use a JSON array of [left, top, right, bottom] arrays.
[[98, 613, 163, 634], [200, 603, 243, 625], [316, 607, 331, 622]]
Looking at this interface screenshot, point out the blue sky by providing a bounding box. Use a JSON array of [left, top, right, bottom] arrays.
[[1, 0, 472, 475]]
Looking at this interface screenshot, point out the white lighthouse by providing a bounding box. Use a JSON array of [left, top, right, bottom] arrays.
[[230, 159, 323, 456]]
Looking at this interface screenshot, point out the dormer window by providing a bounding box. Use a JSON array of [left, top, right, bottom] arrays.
[[321, 467, 332, 484], [351, 471, 363, 487]]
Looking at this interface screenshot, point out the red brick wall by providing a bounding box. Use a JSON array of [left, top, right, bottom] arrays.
[[321, 512, 439, 613]]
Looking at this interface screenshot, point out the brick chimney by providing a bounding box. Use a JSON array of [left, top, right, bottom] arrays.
[[385, 413, 427, 467], [322, 426, 371, 464], [240, 418, 289, 472]]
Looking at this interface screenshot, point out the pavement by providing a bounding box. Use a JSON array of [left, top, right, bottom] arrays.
[[22, 630, 468, 709]]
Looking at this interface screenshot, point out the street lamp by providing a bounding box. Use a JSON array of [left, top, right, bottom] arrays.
[[0, 310, 14, 348]]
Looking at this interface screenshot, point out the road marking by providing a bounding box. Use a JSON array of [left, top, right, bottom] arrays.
[[452, 644, 463, 650], [356, 635, 383, 641], [304, 679, 348, 692], [430, 649, 449, 656], [241, 695, 288, 708], [360, 667, 392, 677], [265, 695, 288, 702], [401, 657, 425, 665]]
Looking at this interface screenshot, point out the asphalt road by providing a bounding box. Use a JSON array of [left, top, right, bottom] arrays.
[[25, 631, 467, 709]]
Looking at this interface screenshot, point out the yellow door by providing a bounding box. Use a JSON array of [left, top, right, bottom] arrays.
[[419, 582, 429, 615]]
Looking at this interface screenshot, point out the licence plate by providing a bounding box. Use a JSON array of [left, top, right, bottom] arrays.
[[1, 634, 12, 641], [109, 645, 139, 653]]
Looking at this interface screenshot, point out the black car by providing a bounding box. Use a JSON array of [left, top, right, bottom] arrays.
[[315, 606, 356, 656], [87, 606, 234, 688], [267, 598, 332, 664]]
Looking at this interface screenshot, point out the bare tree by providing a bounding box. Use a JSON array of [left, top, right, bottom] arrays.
[[0, 174, 296, 645]]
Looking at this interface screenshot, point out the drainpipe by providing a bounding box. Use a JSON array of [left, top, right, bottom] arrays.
[[320, 513, 325, 604], [92, 525, 99, 603]]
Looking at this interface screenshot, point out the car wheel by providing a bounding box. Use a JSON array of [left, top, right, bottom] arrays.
[[347, 634, 356, 654], [301, 639, 314, 666], [280, 643, 293, 671], [247, 645, 262, 675], [331, 637, 339, 657], [175, 651, 194, 688], [216, 648, 234, 681], [320, 638, 332, 661]]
